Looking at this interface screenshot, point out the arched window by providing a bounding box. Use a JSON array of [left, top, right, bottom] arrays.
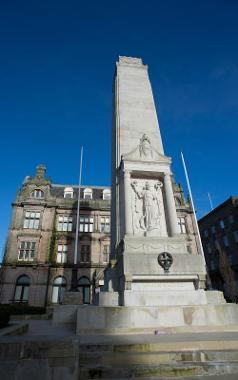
[[51, 276, 67, 304], [14, 275, 30, 303], [103, 189, 111, 200], [78, 276, 90, 304], [64, 187, 74, 199], [83, 188, 93, 200], [31, 189, 44, 199]]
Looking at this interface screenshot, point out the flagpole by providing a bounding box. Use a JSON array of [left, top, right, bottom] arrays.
[[74, 146, 83, 265], [207, 192, 214, 211], [181, 152, 207, 268]]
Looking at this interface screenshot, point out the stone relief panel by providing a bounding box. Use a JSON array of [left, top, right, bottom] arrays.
[[131, 179, 167, 237]]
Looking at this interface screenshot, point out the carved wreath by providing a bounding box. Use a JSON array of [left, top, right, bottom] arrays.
[[157, 252, 173, 273]]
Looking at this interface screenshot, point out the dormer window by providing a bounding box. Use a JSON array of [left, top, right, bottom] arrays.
[[83, 188, 93, 200], [103, 189, 111, 200], [31, 189, 44, 199], [64, 187, 74, 199]]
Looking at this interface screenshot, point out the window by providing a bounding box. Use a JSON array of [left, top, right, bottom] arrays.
[[18, 242, 36, 261], [79, 216, 94, 232], [222, 236, 229, 247], [78, 276, 90, 304], [64, 187, 74, 199], [31, 189, 44, 199], [14, 275, 30, 303], [83, 188, 93, 200], [210, 260, 215, 270], [103, 245, 110, 262], [229, 215, 235, 224], [57, 244, 68, 263], [101, 217, 110, 233], [178, 217, 186, 234], [206, 243, 212, 254], [52, 276, 66, 304], [80, 245, 90, 262], [233, 231, 238, 243], [23, 211, 40, 229], [223, 236, 229, 247], [204, 229, 209, 238], [103, 189, 111, 200], [57, 215, 73, 231], [220, 220, 225, 229], [211, 226, 216, 234]]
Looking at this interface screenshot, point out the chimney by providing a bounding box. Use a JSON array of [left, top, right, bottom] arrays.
[[36, 164, 46, 180]]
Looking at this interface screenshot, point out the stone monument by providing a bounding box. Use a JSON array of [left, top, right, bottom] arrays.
[[53, 57, 238, 333], [99, 56, 208, 308]]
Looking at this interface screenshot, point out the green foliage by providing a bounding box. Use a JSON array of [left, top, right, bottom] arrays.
[[48, 226, 57, 264], [0, 304, 46, 315], [0, 309, 10, 328]]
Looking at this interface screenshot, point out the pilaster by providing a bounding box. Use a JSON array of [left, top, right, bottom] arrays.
[[124, 170, 133, 235], [164, 173, 180, 236]]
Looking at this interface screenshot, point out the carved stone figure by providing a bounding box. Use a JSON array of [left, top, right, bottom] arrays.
[[139, 134, 153, 159], [131, 180, 163, 232]]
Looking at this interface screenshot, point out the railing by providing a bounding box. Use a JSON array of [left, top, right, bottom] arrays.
[[9, 300, 28, 304]]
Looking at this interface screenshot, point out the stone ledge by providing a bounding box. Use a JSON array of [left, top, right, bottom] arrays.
[[76, 304, 238, 335], [0, 322, 28, 336]]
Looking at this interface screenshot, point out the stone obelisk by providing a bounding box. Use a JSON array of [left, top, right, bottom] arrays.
[[100, 56, 209, 307]]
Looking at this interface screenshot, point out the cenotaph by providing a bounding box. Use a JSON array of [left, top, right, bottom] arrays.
[[99, 56, 207, 308], [54, 57, 238, 333]]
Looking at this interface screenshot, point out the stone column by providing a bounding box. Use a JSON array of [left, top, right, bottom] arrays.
[[164, 173, 180, 236], [124, 170, 133, 235]]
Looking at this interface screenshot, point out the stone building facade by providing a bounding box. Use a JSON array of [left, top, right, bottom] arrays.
[[0, 165, 111, 307], [199, 197, 238, 301], [0, 165, 200, 307]]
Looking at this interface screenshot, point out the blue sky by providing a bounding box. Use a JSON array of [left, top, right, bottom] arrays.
[[0, 0, 238, 258]]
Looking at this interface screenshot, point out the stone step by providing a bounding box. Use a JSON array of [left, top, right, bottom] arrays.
[[78, 335, 238, 379], [79, 362, 238, 379], [122, 289, 225, 307], [78, 338, 238, 353], [76, 304, 238, 334], [76, 324, 238, 336], [86, 375, 238, 380], [78, 350, 238, 367]]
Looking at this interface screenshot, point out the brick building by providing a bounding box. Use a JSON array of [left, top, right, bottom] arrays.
[[0, 165, 200, 307], [199, 197, 238, 301]]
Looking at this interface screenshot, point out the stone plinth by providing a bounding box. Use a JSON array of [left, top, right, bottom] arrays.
[[99, 235, 207, 306], [76, 302, 238, 335], [62, 291, 83, 305], [52, 304, 78, 325]]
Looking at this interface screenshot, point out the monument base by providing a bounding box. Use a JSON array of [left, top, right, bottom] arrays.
[[101, 236, 209, 306], [52, 289, 238, 336], [75, 303, 238, 335], [99, 289, 226, 307]]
